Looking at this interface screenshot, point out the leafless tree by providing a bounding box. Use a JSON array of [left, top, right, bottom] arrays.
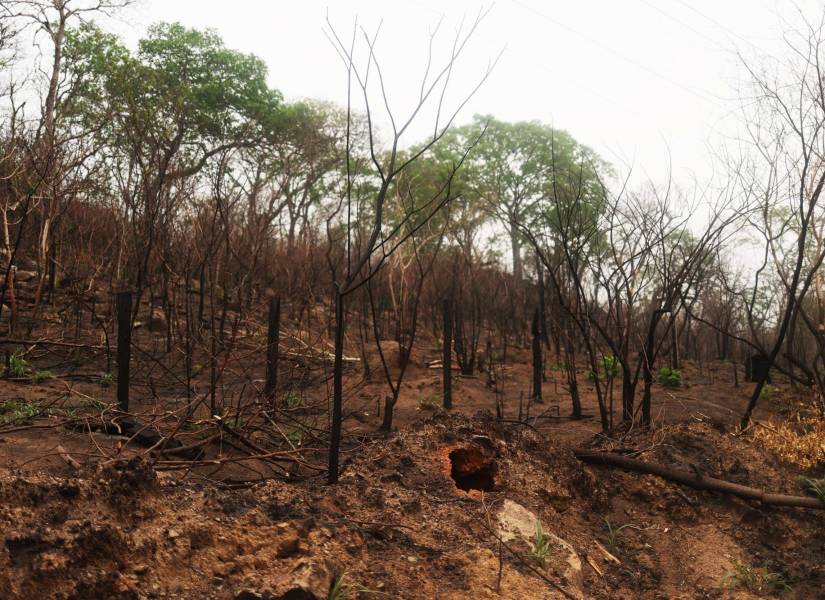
[[322, 9, 496, 482], [737, 14, 825, 428]]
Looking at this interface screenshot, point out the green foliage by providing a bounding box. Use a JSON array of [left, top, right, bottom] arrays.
[[417, 396, 440, 411], [285, 391, 304, 409], [396, 114, 611, 261], [0, 398, 39, 425], [586, 356, 619, 382], [286, 427, 305, 447], [7, 351, 31, 378], [63, 21, 284, 179], [530, 520, 555, 567], [759, 385, 778, 402], [32, 370, 53, 384], [604, 519, 635, 554], [657, 367, 682, 388], [720, 560, 792, 595], [800, 477, 825, 507], [460, 115, 610, 258], [99, 372, 115, 388], [601, 355, 620, 378], [328, 571, 383, 600]]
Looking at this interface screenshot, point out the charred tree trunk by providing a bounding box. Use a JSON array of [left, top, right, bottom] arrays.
[[328, 289, 345, 484], [531, 307, 543, 404], [642, 309, 668, 428], [670, 320, 680, 370], [116, 291, 132, 412], [621, 365, 635, 424], [564, 331, 581, 418], [265, 295, 281, 406], [381, 395, 395, 432], [536, 257, 549, 349], [443, 297, 453, 410]]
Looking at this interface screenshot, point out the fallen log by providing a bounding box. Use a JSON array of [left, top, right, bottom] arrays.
[[574, 449, 823, 510], [70, 417, 204, 460]]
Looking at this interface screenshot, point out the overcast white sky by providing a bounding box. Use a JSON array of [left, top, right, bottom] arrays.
[[103, 0, 821, 187]]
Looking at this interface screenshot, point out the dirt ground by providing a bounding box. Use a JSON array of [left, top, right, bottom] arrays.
[[1, 313, 824, 599]]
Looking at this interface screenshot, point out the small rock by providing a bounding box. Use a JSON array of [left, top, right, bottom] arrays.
[[269, 559, 333, 599], [133, 564, 149, 575], [497, 499, 584, 598], [213, 561, 236, 578], [167, 529, 180, 539], [471, 435, 496, 451], [114, 573, 137, 595], [276, 533, 300, 558]]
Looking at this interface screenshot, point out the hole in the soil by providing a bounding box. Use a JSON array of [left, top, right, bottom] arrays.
[[449, 447, 496, 492]]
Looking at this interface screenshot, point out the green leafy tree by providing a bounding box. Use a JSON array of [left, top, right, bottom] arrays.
[[62, 21, 284, 315], [439, 115, 607, 279]]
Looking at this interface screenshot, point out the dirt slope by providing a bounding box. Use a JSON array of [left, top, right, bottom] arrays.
[[2, 411, 824, 599]]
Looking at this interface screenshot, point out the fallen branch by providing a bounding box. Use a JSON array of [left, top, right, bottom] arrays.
[[56, 445, 81, 469], [0, 338, 105, 350], [574, 449, 824, 510], [281, 349, 360, 363], [70, 416, 204, 460]]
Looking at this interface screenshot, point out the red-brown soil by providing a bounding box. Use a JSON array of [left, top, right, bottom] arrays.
[[1, 306, 823, 599]]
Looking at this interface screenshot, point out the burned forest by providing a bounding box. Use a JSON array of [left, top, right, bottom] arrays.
[[0, 1, 824, 599]]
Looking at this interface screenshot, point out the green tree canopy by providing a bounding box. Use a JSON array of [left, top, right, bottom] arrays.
[[63, 21, 284, 178], [400, 114, 611, 278]]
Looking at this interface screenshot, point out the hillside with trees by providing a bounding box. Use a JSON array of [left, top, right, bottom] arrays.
[[0, 2, 824, 599]]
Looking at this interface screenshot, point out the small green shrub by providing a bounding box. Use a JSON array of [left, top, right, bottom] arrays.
[[0, 398, 38, 425], [530, 520, 555, 567], [417, 396, 439, 411], [604, 519, 636, 554], [601, 355, 620, 378], [328, 571, 383, 599], [657, 367, 682, 388], [721, 560, 792, 595], [285, 391, 304, 409], [759, 385, 778, 402], [800, 477, 825, 507], [7, 351, 30, 378], [99, 372, 115, 388], [286, 427, 305, 446], [584, 357, 620, 382], [32, 370, 52, 384]]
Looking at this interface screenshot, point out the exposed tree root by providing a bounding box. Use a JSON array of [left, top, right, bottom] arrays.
[[574, 449, 824, 510]]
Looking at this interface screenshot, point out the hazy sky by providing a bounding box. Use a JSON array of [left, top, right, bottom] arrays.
[[105, 0, 820, 186]]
